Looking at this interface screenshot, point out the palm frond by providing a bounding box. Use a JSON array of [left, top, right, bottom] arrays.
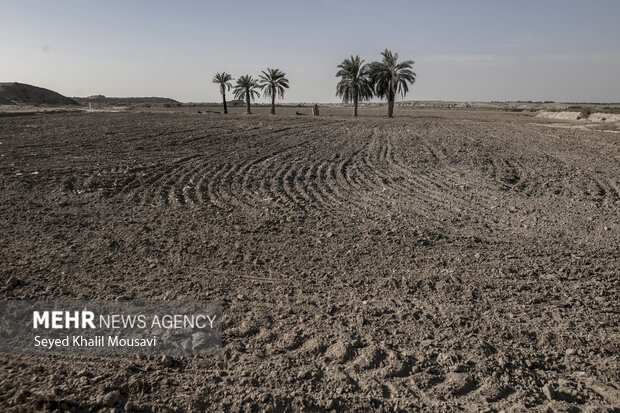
[[212, 72, 233, 91], [368, 50, 416, 99], [258, 68, 289, 100], [233, 74, 261, 102], [335, 54, 374, 103]]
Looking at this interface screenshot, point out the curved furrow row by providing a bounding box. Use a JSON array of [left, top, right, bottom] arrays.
[[382, 137, 472, 211], [166, 160, 208, 206], [385, 136, 464, 192], [200, 156, 281, 210], [281, 158, 309, 207], [351, 144, 420, 207], [139, 168, 179, 205], [362, 135, 446, 217], [116, 170, 152, 198], [355, 147, 391, 191], [268, 158, 303, 208], [195, 164, 219, 205], [348, 146, 395, 198], [293, 163, 318, 205], [158, 165, 190, 206], [339, 150, 366, 193], [181, 161, 226, 206], [118, 155, 202, 205], [327, 155, 358, 208], [331, 150, 395, 213], [366, 133, 468, 216], [205, 162, 232, 209], [448, 122, 537, 194], [603, 177, 620, 200], [487, 157, 523, 190], [226, 136, 333, 208], [294, 152, 395, 214], [581, 174, 619, 202], [183, 175, 199, 205], [231, 148, 294, 205], [312, 160, 344, 211], [303, 161, 339, 210], [243, 143, 314, 209]]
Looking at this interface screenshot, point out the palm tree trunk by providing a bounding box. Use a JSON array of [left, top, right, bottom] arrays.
[[388, 85, 395, 118], [353, 94, 358, 117], [271, 87, 275, 115], [222, 90, 228, 114], [245, 89, 251, 115]]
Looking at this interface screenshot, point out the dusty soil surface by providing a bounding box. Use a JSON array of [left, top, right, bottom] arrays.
[[1, 108, 618, 412], [534, 112, 620, 134]]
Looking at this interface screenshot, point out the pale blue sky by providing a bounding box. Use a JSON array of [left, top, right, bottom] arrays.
[[1, 0, 619, 103]]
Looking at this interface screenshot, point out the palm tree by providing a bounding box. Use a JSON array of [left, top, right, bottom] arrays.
[[336, 55, 373, 117], [233, 75, 261, 115], [368, 49, 416, 118], [258, 68, 289, 115], [212, 72, 233, 114]]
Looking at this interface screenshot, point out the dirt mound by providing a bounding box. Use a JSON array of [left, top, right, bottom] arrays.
[[0, 82, 78, 105], [74, 95, 179, 106], [0, 96, 15, 105], [537, 110, 620, 122]]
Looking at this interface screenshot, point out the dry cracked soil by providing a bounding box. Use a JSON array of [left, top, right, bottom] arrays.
[[0, 107, 618, 412]]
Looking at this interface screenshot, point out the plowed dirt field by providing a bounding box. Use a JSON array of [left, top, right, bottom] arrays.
[[1, 108, 618, 411]]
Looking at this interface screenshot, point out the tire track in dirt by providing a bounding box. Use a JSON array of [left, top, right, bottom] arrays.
[[384, 134, 469, 209], [425, 122, 533, 210], [76, 116, 618, 220], [192, 128, 329, 210], [362, 132, 439, 217], [360, 130, 469, 219], [74, 120, 334, 209], [70, 120, 482, 218]]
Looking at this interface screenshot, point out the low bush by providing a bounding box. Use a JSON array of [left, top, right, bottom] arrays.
[[578, 106, 593, 119]]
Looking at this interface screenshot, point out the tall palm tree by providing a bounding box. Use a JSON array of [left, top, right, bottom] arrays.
[[233, 75, 261, 115], [258, 68, 289, 115], [368, 49, 416, 118], [212, 72, 233, 114], [336, 55, 373, 117]]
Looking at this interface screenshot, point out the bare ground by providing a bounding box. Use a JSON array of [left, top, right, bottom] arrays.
[[0, 108, 618, 412]]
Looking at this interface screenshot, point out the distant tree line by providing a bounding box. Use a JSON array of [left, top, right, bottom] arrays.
[[212, 49, 415, 118]]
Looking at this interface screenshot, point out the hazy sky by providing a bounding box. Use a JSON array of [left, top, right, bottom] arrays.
[[2, 0, 619, 103]]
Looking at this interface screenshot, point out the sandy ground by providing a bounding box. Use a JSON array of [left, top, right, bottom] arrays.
[[537, 111, 620, 122], [0, 107, 618, 412], [534, 112, 620, 134]]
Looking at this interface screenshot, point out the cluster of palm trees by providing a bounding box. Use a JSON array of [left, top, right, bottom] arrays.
[[337, 49, 416, 118], [212, 49, 415, 118], [212, 69, 289, 115]]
